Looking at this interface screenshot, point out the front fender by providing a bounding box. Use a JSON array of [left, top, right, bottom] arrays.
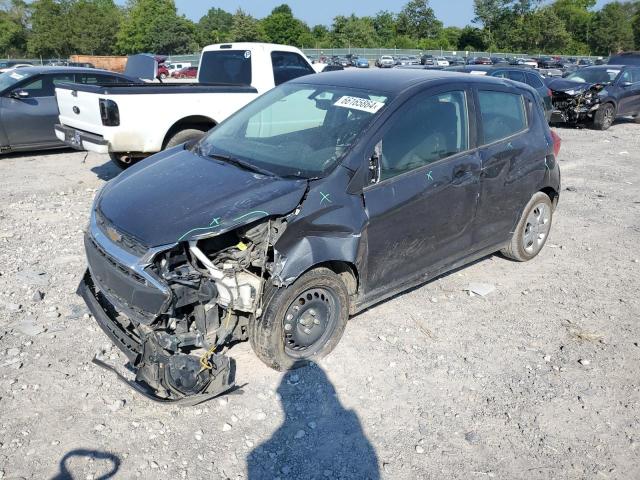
[[272, 233, 361, 286]]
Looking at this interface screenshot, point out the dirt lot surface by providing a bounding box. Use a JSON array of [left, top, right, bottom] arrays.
[[1, 123, 639, 480]]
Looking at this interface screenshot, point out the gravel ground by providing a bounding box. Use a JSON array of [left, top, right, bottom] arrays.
[[1, 122, 639, 480]]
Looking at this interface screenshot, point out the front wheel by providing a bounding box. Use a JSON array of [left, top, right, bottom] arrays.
[[593, 103, 615, 130], [249, 268, 349, 371], [501, 192, 553, 262]]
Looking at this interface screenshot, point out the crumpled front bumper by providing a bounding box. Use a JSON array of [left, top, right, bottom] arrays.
[[78, 268, 238, 405]]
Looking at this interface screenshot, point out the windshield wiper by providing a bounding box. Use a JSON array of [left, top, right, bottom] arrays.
[[205, 152, 276, 177]]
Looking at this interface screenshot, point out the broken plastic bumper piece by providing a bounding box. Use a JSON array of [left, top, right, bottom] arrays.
[[78, 270, 238, 405]]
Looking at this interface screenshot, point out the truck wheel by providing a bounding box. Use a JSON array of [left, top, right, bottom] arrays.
[[249, 267, 349, 371], [593, 103, 615, 130], [501, 192, 553, 262], [164, 128, 207, 149], [160, 73, 167, 79]]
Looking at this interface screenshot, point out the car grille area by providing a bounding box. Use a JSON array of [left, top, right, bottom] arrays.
[[84, 233, 169, 324], [95, 208, 148, 257]]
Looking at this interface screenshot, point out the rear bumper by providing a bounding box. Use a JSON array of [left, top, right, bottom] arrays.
[[54, 124, 110, 154]]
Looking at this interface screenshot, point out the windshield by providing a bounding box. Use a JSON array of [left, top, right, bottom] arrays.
[[198, 83, 390, 178], [566, 68, 620, 84], [0, 70, 33, 93]]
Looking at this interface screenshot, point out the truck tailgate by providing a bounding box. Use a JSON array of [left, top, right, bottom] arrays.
[[56, 87, 105, 135]]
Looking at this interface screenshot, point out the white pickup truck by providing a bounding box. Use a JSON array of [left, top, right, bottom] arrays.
[[54, 43, 316, 168]]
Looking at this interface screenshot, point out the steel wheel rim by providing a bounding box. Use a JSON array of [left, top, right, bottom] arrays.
[[283, 287, 338, 358], [603, 106, 614, 127], [522, 202, 551, 254]]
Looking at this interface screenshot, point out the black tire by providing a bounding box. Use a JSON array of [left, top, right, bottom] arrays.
[[249, 267, 349, 371], [593, 103, 615, 130], [501, 192, 553, 262], [164, 128, 206, 149]]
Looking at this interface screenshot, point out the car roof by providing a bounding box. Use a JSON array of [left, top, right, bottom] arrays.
[[6, 65, 127, 76], [290, 68, 536, 95]]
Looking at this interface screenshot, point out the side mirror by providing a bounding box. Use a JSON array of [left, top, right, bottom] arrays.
[[369, 141, 382, 184], [10, 90, 29, 99], [621, 81, 633, 88]]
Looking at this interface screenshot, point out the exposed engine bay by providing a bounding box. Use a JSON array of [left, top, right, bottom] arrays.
[[550, 83, 606, 125], [81, 216, 288, 404]]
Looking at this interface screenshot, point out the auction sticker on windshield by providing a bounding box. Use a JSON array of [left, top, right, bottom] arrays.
[[9, 72, 25, 80], [334, 96, 385, 114]]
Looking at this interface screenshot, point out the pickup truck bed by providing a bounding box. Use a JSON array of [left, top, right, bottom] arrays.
[[55, 42, 317, 168]]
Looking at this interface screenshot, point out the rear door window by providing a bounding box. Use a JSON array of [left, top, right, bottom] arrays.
[[199, 50, 252, 85], [271, 51, 315, 86], [478, 90, 527, 144], [381, 90, 469, 180]]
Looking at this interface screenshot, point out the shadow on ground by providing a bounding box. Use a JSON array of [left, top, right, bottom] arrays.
[[90, 160, 121, 181], [247, 362, 379, 479], [50, 449, 121, 480]]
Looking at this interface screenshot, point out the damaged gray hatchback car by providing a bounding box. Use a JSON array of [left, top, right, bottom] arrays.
[[79, 70, 561, 403]]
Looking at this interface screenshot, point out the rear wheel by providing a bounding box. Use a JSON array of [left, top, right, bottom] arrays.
[[164, 128, 207, 149], [593, 103, 615, 130], [249, 267, 349, 371], [501, 192, 553, 262]]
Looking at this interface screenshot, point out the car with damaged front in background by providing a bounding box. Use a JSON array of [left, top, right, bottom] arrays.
[[547, 64, 640, 130], [79, 69, 561, 403]]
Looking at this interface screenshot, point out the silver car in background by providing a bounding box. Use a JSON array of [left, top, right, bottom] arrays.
[[376, 55, 395, 68]]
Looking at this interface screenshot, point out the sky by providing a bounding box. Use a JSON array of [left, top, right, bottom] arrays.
[[155, 0, 617, 28]]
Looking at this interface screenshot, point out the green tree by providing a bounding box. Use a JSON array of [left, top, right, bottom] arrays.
[[116, 0, 197, 54], [590, 1, 635, 54], [518, 7, 571, 53], [396, 0, 442, 39], [551, 0, 595, 48], [634, 7, 640, 49], [197, 7, 232, 44], [230, 8, 264, 42], [68, 0, 121, 55], [330, 14, 377, 48], [261, 4, 306, 45], [458, 25, 490, 51], [372, 10, 396, 47], [27, 0, 71, 58], [310, 24, 330, 47], [0, 0, 29, 56]]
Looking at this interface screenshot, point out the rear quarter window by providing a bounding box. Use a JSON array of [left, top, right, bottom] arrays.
[[478, 90, 528, 144], [526, 73, 544, 88], [271, 51, 315, 86]]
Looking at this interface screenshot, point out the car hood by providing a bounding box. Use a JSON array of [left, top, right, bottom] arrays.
[[97, 146, 307, 248], [546, 78, 603, 95]]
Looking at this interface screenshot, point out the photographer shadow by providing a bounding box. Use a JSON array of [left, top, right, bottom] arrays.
[[247, 362, 379, 479]]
